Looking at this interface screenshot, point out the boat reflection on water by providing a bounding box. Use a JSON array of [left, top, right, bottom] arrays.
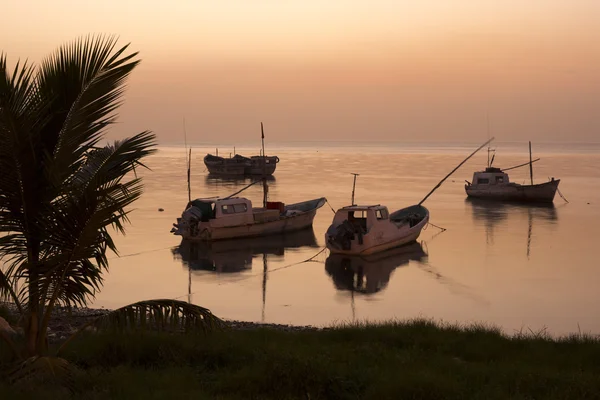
[[465, 197, 558, 257], [205, 174, 276, 185], [466, 197, 557, 223], [465, 197, 558, 258], [325, 241, 428, 294], [172, 228, 318, 273]]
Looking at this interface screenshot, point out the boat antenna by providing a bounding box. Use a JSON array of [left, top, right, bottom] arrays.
[[187, 148, 192, 203], [529, 141, 534, 185], [261, 122, 268, 208], [351, 173, 360, 206], [487, 115, 490, 167], [418, 137, 494, 206]]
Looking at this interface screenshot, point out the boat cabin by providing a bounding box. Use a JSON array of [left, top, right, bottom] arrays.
[[469, 167, 510, 186], [185, 197, 254, 225], [331, 205, 390, 233]]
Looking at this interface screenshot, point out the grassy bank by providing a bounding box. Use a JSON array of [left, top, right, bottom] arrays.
[[2, 319, 600, 399]]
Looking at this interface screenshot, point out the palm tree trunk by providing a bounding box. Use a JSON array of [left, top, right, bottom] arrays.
[[26, 242, 42, 356]]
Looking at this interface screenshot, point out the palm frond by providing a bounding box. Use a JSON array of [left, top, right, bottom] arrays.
[[37, 35, 141, 187], [0, 54, 40, 245], [91, 299, 225, 332], [8, 356, 75, 390], [0, 267, 23, 313], [58, 300, 225, 355]]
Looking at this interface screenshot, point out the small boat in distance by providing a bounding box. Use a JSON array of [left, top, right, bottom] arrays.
[[465, 142, 560, 203], [171, 196, 326, 241], [203, 153, 279, 176], [325, 204, 429, 256]]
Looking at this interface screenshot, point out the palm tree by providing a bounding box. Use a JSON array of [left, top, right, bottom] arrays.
[[0, 36, 220, 361]]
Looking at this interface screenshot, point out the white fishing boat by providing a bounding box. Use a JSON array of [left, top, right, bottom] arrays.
[[325, 204, 429, 256], [171, 196, 326, 241], [465, 141, 560, 203], [465, 168, 559, 203]]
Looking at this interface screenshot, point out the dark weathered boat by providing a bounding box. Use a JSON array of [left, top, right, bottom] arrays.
[[203, 153, 279, 176]]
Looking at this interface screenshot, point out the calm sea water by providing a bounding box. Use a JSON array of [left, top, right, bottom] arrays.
[[91, 143, 600, 336]]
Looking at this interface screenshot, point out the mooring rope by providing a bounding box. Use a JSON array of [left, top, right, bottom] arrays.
[[557, 187, 569, 203], [107, 245, 177, 260], [427, 222, 447, 232], [325, 199, 337, 214]]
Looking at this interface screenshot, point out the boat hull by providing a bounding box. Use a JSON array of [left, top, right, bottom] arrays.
[[181, 210, 317, 241], [465, 179, 560, 203], [204, 163, 246, 176], [247, 164, 277, 175]]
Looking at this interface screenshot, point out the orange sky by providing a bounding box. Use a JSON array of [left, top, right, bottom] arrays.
[[3, 0, 599, 143]]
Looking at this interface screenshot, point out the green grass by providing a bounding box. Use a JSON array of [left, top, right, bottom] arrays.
[[2, 319, 600, 399]]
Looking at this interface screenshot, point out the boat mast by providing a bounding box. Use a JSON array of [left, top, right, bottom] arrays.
[[261, 122, 268, 208], [183, 117, 192, 203], [529, 141, 534, 185], [351, 173, 359, 206], [487, 116, 491, 167], [187, 148, 192, 203], [486, 115, 495, 167]]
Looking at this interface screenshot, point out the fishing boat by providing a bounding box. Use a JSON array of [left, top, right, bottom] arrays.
[[203, 153, 279, 176], [171, 196, 326, 241], [325, 204, 429, 256], [325, 138, 494, 256], [465, 142, 560, 203], [203, 154, 250, 176]]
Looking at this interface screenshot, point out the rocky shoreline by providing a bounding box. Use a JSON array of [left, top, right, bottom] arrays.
[[1, 302, 323, 343]]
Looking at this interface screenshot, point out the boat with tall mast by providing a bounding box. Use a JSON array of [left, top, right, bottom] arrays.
[[465, 141, 560, 203]]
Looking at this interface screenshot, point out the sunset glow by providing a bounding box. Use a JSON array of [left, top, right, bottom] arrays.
[[4, 0, 599, 143]]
